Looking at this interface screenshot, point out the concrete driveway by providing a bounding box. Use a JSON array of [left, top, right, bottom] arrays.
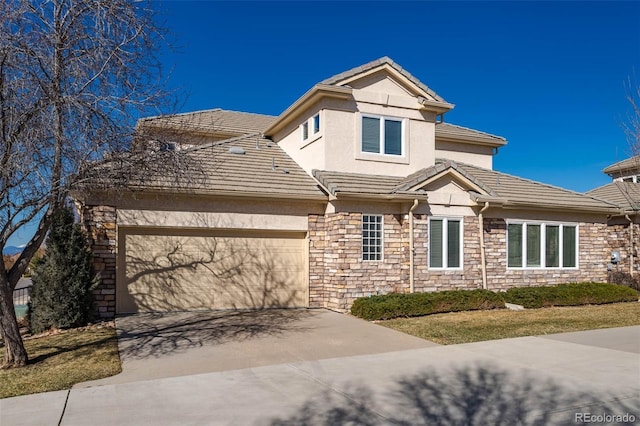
[[3, 326, 638, 426], [80, 308, 437, 386]]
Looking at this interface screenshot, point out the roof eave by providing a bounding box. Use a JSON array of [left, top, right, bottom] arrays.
[[77, 187, 329, 203], [500, 202, 619, 215], [334, 191, 429, 202], [264, 84, 352, 137], [435, 134, 507, 148], [418, 100, 455, 115]]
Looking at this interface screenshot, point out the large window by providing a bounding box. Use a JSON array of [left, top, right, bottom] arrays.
[[508, 222, 577, 268], [362, 214, 383, 261], [429, 218, 462, 269], [361, 115, 403, 156]]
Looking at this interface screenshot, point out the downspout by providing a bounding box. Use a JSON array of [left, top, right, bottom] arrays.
[[409, 199, 419, 293], [478, 202, 490, 290], [625, 214, 634, 275]]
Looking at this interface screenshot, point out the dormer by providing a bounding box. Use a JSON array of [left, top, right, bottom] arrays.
[[265, 57, 505, 177]]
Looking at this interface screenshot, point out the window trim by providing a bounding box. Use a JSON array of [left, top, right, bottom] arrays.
[[312, 113, 320, 134], [360, 113, 406, 157], [301, 121, 309, 141], [428, 217, 463, 270], [507, 221, 579, 270], [362, 214, 384, 261]]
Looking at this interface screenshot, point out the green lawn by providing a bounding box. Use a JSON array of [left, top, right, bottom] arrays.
[[0, 326, 121, 399], [379, 302, 640, 345]]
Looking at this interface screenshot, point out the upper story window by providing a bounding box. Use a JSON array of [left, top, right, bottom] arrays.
[[507, 221, 577, 269], [313, 113, 320, 134], [429, 217, 462, 269], [362, 214, 383, 261], [301, 112, 321, 143], [361, 115, 404, 156]]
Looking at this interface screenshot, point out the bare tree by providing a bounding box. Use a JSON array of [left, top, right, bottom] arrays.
[[0, 0, 172, 368], [624, 72, 640, 157]]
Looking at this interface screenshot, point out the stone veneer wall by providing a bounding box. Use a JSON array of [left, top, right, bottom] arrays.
[[607, 222, 640, 275], [81, 205, 117, 319], [310, 213, 615, 311], [80, 206, 623, 315], [483, 219, 610, 290], [309, 213, 484, 311]]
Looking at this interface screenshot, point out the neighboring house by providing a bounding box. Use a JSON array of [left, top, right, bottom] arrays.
[[76, 57, 622, 318], [587, 156, 640, 275]]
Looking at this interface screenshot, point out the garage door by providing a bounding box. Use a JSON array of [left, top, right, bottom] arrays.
[[117, 228, 307, 313]]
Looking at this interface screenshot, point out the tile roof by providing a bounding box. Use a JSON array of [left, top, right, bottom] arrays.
[[455, 163, 618, 212], [435, 122, 507, 146], [602, 156, 640, 175], [313, 170, 404, 196], [320, 56, 448, 104], [586, 182, 640, 211], [140, 109, 276, 136], [140, 108, 504, 149], [313, 161, 619, 212], [91, 134, 326, 200]]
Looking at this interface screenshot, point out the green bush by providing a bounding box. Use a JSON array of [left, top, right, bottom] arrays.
[[29, 205, 98, 334], [503, 282, 638, 309], [350, 289, 505, 321]]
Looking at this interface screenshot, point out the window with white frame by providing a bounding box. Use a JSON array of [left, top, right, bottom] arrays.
[[361, 115, 404, 156], [362, 214, 383, 261], [301, 121, 309, 141], [313, 113, 320, 134], [429, 218, 462, 269], [507, 222, 577, 268]]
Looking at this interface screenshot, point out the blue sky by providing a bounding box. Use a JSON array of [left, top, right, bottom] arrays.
[[155, 0, 639, 190], [6, 1, 640, 248]]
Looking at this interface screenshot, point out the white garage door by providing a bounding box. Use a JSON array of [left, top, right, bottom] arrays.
[[117, 228, 307, 313]]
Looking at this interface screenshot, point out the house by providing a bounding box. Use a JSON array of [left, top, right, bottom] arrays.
[[587, 156, 640, 275], [75, 57, 623, 318]]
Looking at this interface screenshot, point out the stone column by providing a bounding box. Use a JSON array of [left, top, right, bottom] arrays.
[[81, 205, 117, 319]]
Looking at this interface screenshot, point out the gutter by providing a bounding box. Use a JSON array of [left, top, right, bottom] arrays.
[[332, 192, 429, 202], [478, 202, 490, 290], [408, 199, 419, 293]]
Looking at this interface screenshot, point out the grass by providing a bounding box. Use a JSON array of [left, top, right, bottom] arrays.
[[379, 302, 640, 345], [0, 326, 121, 399]]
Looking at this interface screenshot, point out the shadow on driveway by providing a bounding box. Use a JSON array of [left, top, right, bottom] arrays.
[[116, 309, 317, 360], [78, 308, 436, 387]]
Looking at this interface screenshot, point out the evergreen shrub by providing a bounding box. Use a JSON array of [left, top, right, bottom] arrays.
[[503, 282, 638, 309], [350, 289, 505, 321], [29, 205, 98, 333]]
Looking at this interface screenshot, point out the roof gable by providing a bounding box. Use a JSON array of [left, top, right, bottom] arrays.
[[321, 56, 447, 104], [393, 161, 494, 196]]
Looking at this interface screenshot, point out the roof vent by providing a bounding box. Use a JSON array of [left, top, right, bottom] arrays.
[[160, 142, 177, 152], [228, 146, 246, 155]]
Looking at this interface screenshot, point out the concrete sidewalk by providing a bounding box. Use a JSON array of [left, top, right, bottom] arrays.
[[2, 326, 639, 425]]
